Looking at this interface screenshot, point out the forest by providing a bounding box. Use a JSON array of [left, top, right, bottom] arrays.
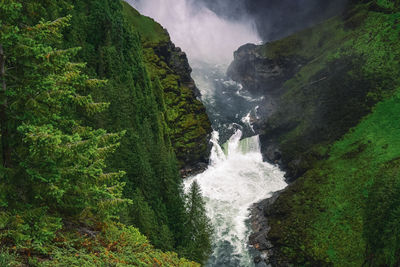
[[0, 0, 212, 265]]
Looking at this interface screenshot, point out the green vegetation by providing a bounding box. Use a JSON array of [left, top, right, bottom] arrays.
[[180, 182, 213, 263], [269, 90, 400, 265], [121, 2, 169, 45], [260, 0, 400, 178], [120, 2, 212, 168], [0, 0, 211, 265], [259, 0, 400, 265]]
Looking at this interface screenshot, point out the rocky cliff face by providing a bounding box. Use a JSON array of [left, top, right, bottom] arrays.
[[228, 44, 307, 93], [149, 39, 212, 175], [229, 1, 400, 265], [227, 43, 307, 144], [123, 3, 212, 175], [228, 2, 387, 180]]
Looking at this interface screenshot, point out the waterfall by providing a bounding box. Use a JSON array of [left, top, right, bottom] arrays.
[[184, 130, 286, 266]]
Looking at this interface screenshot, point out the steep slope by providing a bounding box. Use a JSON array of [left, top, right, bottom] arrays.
[[0, 0, 211, 265], [230, 0, 400, 180], [229, 0, 400, 265], [61, 0, 211, 252], [122, 2, 212, 174]]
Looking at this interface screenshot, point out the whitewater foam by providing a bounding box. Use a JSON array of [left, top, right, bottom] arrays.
[[184, 130, 286, 266]]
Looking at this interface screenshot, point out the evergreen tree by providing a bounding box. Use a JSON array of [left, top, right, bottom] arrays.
[[181, 181, 213, 264], [0, 1, 128, 254], [57, 0, 192, 252], [126, 188, 175, 251]]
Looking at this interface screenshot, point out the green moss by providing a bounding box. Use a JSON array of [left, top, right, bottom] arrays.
[[262, 3, 400, 265], [271, 89, 400, 265], [121, 4, 211, 168]]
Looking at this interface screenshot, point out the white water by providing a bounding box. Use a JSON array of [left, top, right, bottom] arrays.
[[185, 131, 286, 266], [129, 1, 287, 265]]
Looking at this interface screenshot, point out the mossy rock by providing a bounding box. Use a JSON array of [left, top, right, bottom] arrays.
[[121, 2, 212, 170]]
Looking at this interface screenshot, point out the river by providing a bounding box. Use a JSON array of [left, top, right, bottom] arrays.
[[185, 62, 287, 266]]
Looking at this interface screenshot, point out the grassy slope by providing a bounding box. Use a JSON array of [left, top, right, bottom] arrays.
[[261, 1, 400, 265], [270, 91, 400, 266], [121, 2, 169, 45]]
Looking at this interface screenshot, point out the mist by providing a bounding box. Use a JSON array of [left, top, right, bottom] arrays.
[[127, 0, 261, 65], [198, 0, 349, 41]]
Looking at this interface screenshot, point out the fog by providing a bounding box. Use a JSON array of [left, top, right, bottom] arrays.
[[198, 0, 349, 41], [127, 0, 261, 65]]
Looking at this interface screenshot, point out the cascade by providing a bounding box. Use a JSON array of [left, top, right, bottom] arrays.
[[184, 130, 286, 266]]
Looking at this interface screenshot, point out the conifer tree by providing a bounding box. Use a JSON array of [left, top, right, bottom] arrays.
[[0, 1, 128, 253], [181, 181, 213, 264]]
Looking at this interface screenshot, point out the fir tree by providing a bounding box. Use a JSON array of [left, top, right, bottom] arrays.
[[181, 181, 213, 264], [0, 1, 128, 254]]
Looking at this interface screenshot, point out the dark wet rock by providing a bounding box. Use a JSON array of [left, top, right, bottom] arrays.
[[228, 43, 305, 96], [180, 162, 209, 178], [249, 190, 292, 266], [254, 256, 262, 264]]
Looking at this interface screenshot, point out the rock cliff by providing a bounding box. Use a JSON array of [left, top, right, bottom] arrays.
[[229, 0, 400, 265], [228, 0, 398, 181], [122, 3, 212, 175]]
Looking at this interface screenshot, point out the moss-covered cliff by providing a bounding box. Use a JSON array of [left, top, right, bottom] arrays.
[[230, 0, 400, 265], [122, 3, 212, 173]]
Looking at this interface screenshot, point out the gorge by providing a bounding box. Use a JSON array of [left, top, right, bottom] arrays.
[[0, 0, 399, 266], [130, 1, 289, 265], [133, 0, 400, 265]]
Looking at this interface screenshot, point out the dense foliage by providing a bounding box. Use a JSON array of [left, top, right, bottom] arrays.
[[0, 0, 212, 265], [180, 182, 213, 264]]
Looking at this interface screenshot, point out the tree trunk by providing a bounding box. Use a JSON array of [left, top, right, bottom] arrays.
[[0, 44, 11, 168]]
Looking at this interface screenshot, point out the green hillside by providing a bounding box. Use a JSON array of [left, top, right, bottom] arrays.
[[251, 0, 400, 265], [0, 0, 211, 265]]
